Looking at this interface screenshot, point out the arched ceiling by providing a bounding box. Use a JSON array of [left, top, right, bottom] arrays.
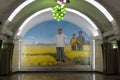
[[0, 0, 119, 39], [15, 8, 101, 40]]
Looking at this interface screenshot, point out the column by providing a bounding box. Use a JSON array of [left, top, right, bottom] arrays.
[[102, 39, 119, 74], [117, 41, 120, 73], [0, 36, 14, 75], [0, 40, 2, 73]]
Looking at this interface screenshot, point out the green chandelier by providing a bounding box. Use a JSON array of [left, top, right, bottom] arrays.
[[52, 0, 70, 21], [52, 4, 67, 21]]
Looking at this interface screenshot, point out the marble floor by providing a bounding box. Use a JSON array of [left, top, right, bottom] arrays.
[[0, 72, 120, 80]]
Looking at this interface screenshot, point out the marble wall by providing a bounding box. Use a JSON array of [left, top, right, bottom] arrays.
[[95, 40, 103, 72]]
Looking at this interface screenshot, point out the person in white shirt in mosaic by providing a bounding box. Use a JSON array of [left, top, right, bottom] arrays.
[[55, 28, 67, 62]]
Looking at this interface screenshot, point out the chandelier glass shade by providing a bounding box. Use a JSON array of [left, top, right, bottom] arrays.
[[52, 0, 70, 21]]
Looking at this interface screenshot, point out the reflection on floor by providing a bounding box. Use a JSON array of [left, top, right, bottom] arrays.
[[0, 72, 120, 80]]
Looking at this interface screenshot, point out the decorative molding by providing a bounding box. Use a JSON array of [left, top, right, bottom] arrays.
[[0, 33, 6, 40], [2, 28, 13, 36], [103, 30, 114, 37], [108, 34, 120, 41]]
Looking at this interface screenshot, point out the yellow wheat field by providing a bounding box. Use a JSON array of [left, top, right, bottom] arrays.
[[22, 45, 90, 54], [22, 45, 56, 55], [22, 55, 58, 66], [21, 45, 90, 66]]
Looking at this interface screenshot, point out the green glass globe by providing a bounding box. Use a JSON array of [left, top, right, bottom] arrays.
[[52, 4, 67, 21]]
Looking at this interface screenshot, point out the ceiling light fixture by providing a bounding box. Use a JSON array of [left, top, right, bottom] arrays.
[[52, 0, 70, 21]]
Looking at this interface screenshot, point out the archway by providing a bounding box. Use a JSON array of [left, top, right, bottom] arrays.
[[12, 8, 101, 71], [2, 0, 118, 37]]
